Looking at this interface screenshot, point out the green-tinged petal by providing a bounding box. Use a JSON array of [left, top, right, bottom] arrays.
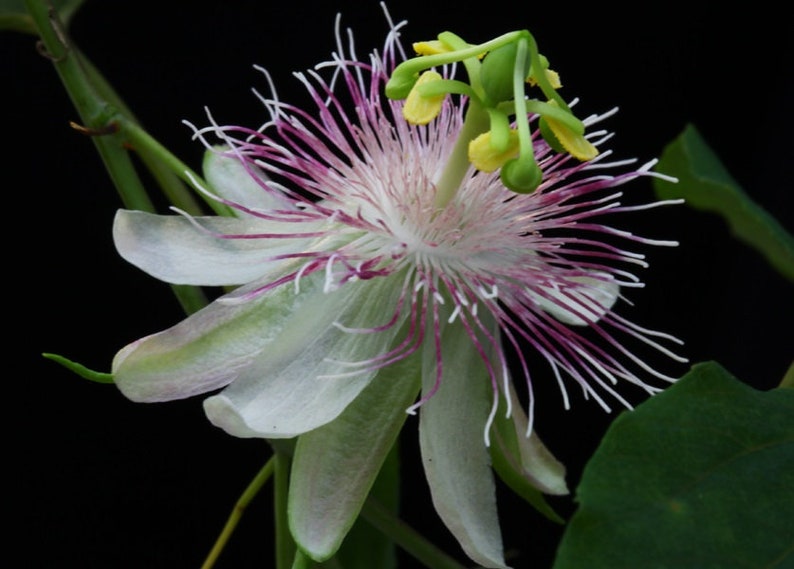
[[113, 271, 322, 402], [203, 274, 410, 439], [419, 310, 509, 569], [490, 381, 568, 518], [203, 147, 297, 212], [506, 383, 568, 495], [113, 209, 323, 286], [530, 273, 619, 326], [289, 351, 422, 561]]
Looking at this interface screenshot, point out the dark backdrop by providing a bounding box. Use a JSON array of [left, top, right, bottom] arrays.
[[10, 1, 792, 568]]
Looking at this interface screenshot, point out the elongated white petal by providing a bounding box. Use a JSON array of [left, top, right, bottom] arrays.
[[289, 352, 422, 561], [419, 312, 509, 569], [203, 275, 408, 438], [113, 272, 317, 402], [531, 273, 619, 326], [505, 383, 568, 495], [113, 209, 320, 286], [203, 147, 297, 212]]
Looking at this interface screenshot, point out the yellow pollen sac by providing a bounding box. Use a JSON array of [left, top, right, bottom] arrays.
[[413, 40, 485, 58], [544, 114, 599, 161], [403, 70, 446, 125], [528, 68, 562, 89], [468, 130, 520, 172], [413, 40, 451, 55]]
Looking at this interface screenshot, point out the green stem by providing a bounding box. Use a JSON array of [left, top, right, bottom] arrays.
[[290, 549, 313, 569], [24, 0, 153, 211], [76, 53, 206, 217], [119, 118, 232, 216], [390, 31, 521, 86], [525, 32, 569, 111], [523, 99, 584, 134], [360, 497, 467, 569], [434, 101, 490, 209], [201, 458, 276, 569], [27, 2, 207, 215], [434, 31, 485, 97], [512, 37, 534, 165], [25, 0, 210, 314], [274, 452, 296, 569]]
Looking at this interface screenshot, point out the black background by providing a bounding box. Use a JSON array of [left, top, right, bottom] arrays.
[[9, 1, 793, 568]]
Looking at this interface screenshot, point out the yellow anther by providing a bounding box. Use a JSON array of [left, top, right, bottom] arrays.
[[543, 113, 598, 161], [413, 40, 486, 58], [413, 40, 451, 56], [528, 68, 562, 89], [468, 130, 520, 172], [403, 71, 447, 125]]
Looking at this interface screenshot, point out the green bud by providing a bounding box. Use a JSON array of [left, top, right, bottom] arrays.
[[480, 41, 530, 103], [500, 157, 542, 194]]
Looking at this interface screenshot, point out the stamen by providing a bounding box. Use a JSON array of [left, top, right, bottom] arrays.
[[551, 359, 571, 410], [483, 395, 499, 447], [324, 254, 340, 292]]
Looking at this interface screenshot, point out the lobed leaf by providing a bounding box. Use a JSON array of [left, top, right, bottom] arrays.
[[653, 124, 794, 282], [554, 361, 794, 568]]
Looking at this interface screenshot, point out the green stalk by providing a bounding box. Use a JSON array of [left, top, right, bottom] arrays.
[[119, 118, 232, 216], [360, 498, 467, 569], [24, 0, 152, 212], [512, 38, 534, 165], [274, 452, 296, 569], [24, 0, 209, 314], [201, 458, 276, 569], [433, 101, 489, 209], [389, 31, 521, 91], [75, 53, 206, 217]]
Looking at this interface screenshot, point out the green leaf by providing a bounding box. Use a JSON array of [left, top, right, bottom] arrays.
[[42, 352, 114, 383], [653, 124, 794, 282], [553, 361, 794, 569]]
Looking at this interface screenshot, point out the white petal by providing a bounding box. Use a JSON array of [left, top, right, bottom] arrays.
[[203, 274, 409, 439], [288, 352, 422, 561], [113, 273, 316, 402], [505, 383, 568, 495], [530, 273, 619, 326], [113, 209, 320, 286], [203, 147, 296, 212], [419, 310, 509, 569]]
